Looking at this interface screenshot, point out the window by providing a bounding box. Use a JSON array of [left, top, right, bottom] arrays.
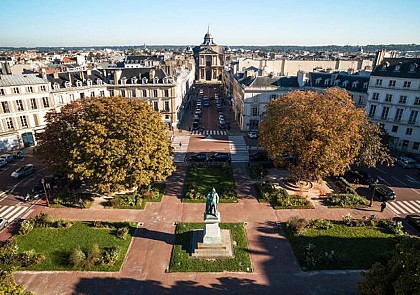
[[0, 89, 4, 95], [76, 81, 82, 87], [324, 79, 330, 86], [406, 128, 413, 135], [251, 106, 260, 116], [42, 97, 49, 108], [20, 116, 28, 128], [388, 80, 396, 87], [27, 86, 33, 93], [13, 87, 20, 94], [408, 110, 418, 124], [142, 90, 147, 97], [53, 83, 59, 90], [153, 90, 158, 97], [372, 93, 379, 100], [1, 101, 10, 113], [391, 125, 398, 132], [131, 77, 138, 84], [394, 65, 401, 72], [40, 85, 46, 91], [164, 101, 169, 111], [99, 91, 105, 97], [413, 142, 420, 150], [33, 114, 39, 126], [5, 118, 14, 129], [315, 78, 321, 85], [69, 94, 75, 101], [270, 94, 279, 101], [385, 94, 393, 102], [121, 78, 127, 85], [403, 81, 411, 88], [342, 81, 349, 87], [16, 100, 24, 111], [153, 101, 159, 111], [381, 106, 390, 119], [363, 82, 368, 89], [368, 105, 377, 117], [415, 97, 420, 105], [409, 64, 418, 73], [87, 79, 92, 86], [394, 109, 403, 122], [358, 96, 364, 105], [164, 89, 169, 97], [80, 93, 85, 99], [165, 115, 170, 120], [352, 81, 359, 88], [399, 96, 407, 104], [376, 79, 382, 86], [109, 90, 114, 97], [121, 90, 126, 97], [96, 78, 102, 85], [30, 98, 37, 109], [65, 81, 71, 88], [402, 140, 409, 148], [58, 95, 64, 104]]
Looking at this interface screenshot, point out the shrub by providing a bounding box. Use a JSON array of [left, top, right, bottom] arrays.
[[287, 216, 308, 235], [18, 249, 45, 267], [116, 227, 129, 240], [103, 246, 120, 266], [309, 219, 334, 230], [18, 220, 33, 235], [55, 220, 73, 228], [31, 213, 55, 227], [86, 243, 102, 266], [68, 246, 86, 267], [325, 193, 367, 207], [378, 219, 404, 236], [248, 163, 266, 179]]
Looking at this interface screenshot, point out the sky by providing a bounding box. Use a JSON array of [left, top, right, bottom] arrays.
[[1, 0, 419, 47]]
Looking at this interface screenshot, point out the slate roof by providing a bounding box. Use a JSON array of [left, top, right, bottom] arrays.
[[0, 74, 48, 86], [307, 71, 369, 93], [372, 58, 420, 78], [125, 55, 164, 63], [46, 70, 105, 87]]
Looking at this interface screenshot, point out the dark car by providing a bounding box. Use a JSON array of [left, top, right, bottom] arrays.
[[31, 180, 45, 195], [368, 183, 396, 201], [13, 151, 25, 159], [406, 214, 420, 232], [348, 169, 374, 184], [249, 150, 269, 162], [186, 153, 207, 162], [208, 153, 231, 162], [11, 164, 36, 179]]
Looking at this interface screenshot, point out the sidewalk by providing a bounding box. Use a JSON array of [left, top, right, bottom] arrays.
[[13, 163, 394, 295]]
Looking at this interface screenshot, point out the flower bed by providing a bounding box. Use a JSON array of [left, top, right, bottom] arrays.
[[254, 182, 314, 209]]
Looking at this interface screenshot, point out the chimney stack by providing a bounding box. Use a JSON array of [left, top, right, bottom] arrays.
[[53, 71, 59, 79]]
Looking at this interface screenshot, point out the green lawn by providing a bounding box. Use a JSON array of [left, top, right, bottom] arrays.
[[285, 222, 397, 270], [15, 221, 136, 271], [169, 223, 251, 272], [183, 164, 237, 203]]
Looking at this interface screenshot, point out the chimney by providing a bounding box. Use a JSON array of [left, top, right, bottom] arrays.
[[297, 70, 306, 88], [113, 69, 122, 85], [373, 49, 386, 68], [53, 71, 59, 79], [41, 68, 47, 79], [67, 72, 72, 85], [80, 71, 85, 82], [87, 69, 91, 76]]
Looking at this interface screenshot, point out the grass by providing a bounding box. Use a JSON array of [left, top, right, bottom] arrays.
[[169, 223, 252, 272], [285, 222, 397, 270], [15, 221, 136, 271], [109, 183, 166, 209], [254, 182, 314, 209], [182, 164, 237, 203]]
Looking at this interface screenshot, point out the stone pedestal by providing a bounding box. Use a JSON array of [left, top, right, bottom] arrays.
[[203, 213, 221, 244]]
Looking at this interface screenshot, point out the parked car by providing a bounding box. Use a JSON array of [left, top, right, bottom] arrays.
[[186, 153, 207, 162], [348, 169, 374, 184], [0, 217, 8, 231], [31, 179, 45, 195], [406, 214, 420, 232], [203, 99, 210, 107], [0, 159, 7, 168], [368, 183, 396, 201], [13, 151, 25, 159], [396, 157, 418, 168], [0, 154, 14, 163], [208, 153, 231, 162], [249, 150, 268, 161], [219, 122, 226, 130], [192, 121, 200, 130], [11, 164, 36, 179], [247, 131, 258, 139]]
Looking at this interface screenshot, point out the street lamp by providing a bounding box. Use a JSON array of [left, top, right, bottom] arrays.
[[41, 178, 50, 207]]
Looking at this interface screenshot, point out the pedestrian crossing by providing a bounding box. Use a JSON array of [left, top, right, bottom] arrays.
[[0, 205, 34, 224], [191, 130, 227, 136], [171, 136, 189, 163], [387, 200, 420, 215], [229, 136, 249, 162]]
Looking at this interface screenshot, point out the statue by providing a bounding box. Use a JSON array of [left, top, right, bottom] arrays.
[[205, 187, 219, 217]]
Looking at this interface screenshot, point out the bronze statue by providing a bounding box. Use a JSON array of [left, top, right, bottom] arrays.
[[205, 187, 219, 217]]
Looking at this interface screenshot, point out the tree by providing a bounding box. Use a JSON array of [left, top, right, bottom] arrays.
[[259, 88, 392, 181], [36, 96, 175, 194], [358, 237, 420, 295]]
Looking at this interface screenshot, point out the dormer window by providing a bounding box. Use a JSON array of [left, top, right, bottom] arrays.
[[86, 79, 92, 86], [394, 64, 401, 72], [153, 77, 159, 84], [342, 80, 349, 87], [352, 81, 359, 88], [163, 77, 169, 84], [65, 81, 71, 88], [409, 63, 418, 72], [76, 80, 82, 87], [381, 62, 389, 71], [53, 82, 60, 90], [96, 78, 102, 85], [121, 77, 127, 85], [333, 79, 340, 86], [363, 82, 368, 89], [324, 79, 330, 86], [142, 77, 148, 84], [131, 77, 138, 84], [315, 77, 322, 85]]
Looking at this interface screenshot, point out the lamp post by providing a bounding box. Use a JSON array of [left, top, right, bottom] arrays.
[[41, 178, 50, 207]]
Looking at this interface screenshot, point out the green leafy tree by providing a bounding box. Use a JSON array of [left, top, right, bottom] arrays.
[[358, 237, 420, 295], [259, 88, 392, 181], [36, 96, 174, 194]]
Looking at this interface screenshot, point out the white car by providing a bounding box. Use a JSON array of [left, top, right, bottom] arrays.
[[396, 157, 418, 168], [0, 159, 7, 167], [247, 131, 259, 139], [0, 217, 8, 231]]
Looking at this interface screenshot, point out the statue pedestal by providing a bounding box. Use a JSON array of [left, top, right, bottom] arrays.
[[203, 213, 221, 244]]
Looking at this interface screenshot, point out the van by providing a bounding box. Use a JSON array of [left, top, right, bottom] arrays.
[[396, 157, 417, 168], [0, 154, 14, 163], [192, 121, 200, 130], [369, 184, 396, 201]]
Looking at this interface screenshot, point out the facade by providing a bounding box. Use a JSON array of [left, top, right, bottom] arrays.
[[0, 74, 51, 150], [366, 58, 420, 154], [194, 30, 224, 83]]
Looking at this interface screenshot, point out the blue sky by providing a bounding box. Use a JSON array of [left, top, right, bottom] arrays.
[[1, 0, 419, 47]]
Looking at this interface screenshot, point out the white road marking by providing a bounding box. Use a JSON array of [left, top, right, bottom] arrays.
[[402, 201, 419, 213], [375, 167, 387, 173], [411, 188, 420, 195], [391, 176, 407, 186], [387, 202, 403, 215], [406, 176, 420, 184], [377, 176, 391, 186], [408, 201, 420, 211]]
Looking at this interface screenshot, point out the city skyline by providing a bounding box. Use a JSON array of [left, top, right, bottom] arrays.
[[1, 0, 420, 47]]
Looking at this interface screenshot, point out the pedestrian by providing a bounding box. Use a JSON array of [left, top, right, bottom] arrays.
[[179, 142, 182, 147], [380, 200, 386, 212], [78, 198, 84, 209]]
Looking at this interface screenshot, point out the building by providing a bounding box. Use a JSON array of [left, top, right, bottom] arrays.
[[0, 74, 51, 150], [366, 57, 420, 154], [194, 29, 224, 83]]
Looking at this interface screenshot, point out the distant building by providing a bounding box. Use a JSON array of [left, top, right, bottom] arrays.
[[194, 29, 224, 83], [120, 55, 164, 68], [366, 56, 420, 154]]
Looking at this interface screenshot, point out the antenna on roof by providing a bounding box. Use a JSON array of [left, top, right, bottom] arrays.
[[207, 24, 210, 34]]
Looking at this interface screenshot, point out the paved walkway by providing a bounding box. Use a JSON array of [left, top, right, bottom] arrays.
[[12, 163, 394, 295]]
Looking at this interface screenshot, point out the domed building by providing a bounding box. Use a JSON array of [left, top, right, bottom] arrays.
[[193, 28, 224, 83]]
